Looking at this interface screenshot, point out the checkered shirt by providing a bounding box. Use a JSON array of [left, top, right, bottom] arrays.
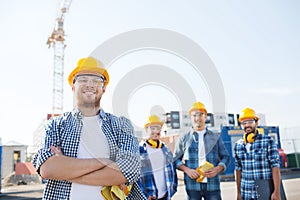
[[32, 108, 146, 200], [173, 129, 230, 191], [234, 134, 280, 200], [138, 141, 178, 199]]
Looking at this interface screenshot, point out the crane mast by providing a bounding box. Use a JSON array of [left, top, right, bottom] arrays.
[[47, 0, 72, 116]]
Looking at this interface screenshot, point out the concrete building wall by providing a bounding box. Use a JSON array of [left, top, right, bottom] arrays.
[[281, 127, 300, 154], [1, 144, 28, 178]]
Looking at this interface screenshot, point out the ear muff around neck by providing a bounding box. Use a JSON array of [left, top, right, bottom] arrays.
[[146, 139, 162, 148], [243, 133, 256, 143]]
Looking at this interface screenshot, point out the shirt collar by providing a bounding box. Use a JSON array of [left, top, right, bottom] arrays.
[[195, 129, 206, 135], [191, 127, 208, 134], [98, 108, 109, 122], [71, 107, 109, 121], [71, 107, 82, 119]]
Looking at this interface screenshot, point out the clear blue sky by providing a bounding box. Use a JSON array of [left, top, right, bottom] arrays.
[[0, 0, 299, 145]]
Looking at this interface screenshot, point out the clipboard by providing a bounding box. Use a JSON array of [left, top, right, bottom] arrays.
[[254, 179, 286, 200]]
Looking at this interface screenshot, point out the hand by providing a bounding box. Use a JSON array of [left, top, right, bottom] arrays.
[[185, 168, 200, 179], [117, 184, 130, 195], [119, 184, 127, 191], [204, 166, 223, 178], [50, 145, 63, 155], [148, 196, 156, 200], [271, 191, 281, 200]]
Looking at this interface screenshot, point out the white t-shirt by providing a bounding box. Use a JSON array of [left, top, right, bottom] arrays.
[[70, 116, 110, 200], [197, 130, 207, 183], [245, 142, 252, 153], [146, 144, 167, 199]]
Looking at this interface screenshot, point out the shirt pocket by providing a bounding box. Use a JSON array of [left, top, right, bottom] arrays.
[[254, 148, 267, 161], [235, 150, 245, 160]]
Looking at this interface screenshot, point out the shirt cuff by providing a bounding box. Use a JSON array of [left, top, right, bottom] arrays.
[[218, 162, 227, 172]]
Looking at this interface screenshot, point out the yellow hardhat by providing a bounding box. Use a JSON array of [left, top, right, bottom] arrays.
[[189, 101, 207, 115], [68, 57, 110, 87], [144, 115, 164, 129], [238, 107, 259, 122]]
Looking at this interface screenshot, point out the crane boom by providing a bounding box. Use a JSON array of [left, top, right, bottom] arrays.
[[47, 0, 72, 116]]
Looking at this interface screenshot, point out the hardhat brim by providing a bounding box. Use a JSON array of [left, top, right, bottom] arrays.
[[189, 108, 207, 115], [144, 122, 164, 129], [238, 116, 259, 122], [68, 66, 109, 86]]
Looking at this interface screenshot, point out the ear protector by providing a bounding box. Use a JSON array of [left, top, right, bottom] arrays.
[[146, 139, 162, 148], [243, 133, 256, 143]]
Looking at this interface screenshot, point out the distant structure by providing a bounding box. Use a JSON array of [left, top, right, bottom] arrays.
[[28, 1, 73, 172], [165, 111, 266, 133], [1, 141, 28, 178], [29, 119, 48, 158], [46, 0, 72, 116], [257, 113, 266, 126]]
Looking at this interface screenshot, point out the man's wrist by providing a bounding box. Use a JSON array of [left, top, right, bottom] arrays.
[[217, 165, 224, 173]]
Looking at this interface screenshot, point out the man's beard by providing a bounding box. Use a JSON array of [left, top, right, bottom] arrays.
[[244, 126, 256, 134], [77, 95, 101, 108], [80, 101, 100, 108]]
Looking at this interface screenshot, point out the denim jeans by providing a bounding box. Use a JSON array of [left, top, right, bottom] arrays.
[[186, 183, 221, 200]]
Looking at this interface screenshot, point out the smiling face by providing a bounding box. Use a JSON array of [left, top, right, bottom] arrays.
[[72, 75, 106, 109], [190, 110, 207, 131], [146, 124, 162, 141], [241, 118, 258, 134]]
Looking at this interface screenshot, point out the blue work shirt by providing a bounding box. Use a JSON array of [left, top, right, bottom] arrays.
[[173, 128, 230, 191], [234, 134, 280, 200], [139, 141, 178, 199]]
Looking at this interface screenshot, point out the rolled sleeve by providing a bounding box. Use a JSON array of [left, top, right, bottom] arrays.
[[234, 143, 242, 171], [32, 149, 53, 175], [32, 121, 56, 175], [217, 137, 230, 171], [234, 160, 242, 171], [268, 137, 281, 168], [173, 134, 186, 169], [115, 117, 141, 184], [218, 162, 227, 172]]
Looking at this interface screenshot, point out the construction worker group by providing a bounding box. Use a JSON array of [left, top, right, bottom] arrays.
[[33, 57, 282, 200]]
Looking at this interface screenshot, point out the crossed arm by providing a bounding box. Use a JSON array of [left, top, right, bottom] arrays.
[[40, 146, 127, 186]]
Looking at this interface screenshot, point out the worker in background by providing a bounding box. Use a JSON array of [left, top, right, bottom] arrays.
[[32, 57, 146, 200], [173, 101, 230, 200], [139, 115, 178, 200], [234, 107, 281, 200]]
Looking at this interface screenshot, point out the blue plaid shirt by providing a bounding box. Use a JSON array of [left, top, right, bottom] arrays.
[[139, 141, 178, 200], [234, 134, 280, 200], [32, 108, 146, 200], [173, 129, 230, 191]]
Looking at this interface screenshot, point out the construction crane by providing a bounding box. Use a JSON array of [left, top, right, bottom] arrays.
[[46, 0, 72, 117]]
